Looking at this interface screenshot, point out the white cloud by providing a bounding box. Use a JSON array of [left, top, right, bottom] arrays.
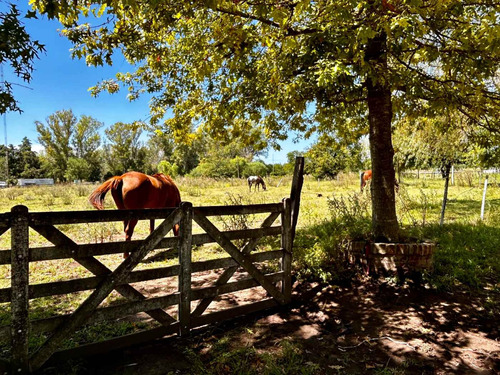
[[32, 144, 45, 155]]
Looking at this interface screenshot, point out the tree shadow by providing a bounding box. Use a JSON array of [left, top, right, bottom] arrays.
[[27, 276, 500, 375]]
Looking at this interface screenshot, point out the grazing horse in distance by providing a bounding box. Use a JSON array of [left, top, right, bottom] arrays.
[[360, 169, 399, 193], [247, 175, 267, 191], [88, 171, 181, 258], [360, 170, 373, 192]]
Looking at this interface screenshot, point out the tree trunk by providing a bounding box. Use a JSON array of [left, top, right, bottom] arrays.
[[366, 32, 399, 241]]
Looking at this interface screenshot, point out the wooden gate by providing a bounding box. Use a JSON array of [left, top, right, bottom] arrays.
[[0, 158, 304, 374]]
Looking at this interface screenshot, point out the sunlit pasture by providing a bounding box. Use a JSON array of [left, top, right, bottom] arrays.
[[1, 172, 499, 251]]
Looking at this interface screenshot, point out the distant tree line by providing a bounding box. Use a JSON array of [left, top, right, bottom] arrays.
[[0, 109, 368, 184], [1, 108, 496, 185]]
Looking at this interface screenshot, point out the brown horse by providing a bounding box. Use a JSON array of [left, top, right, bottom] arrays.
[[88, 171, 181, 258], [360, 170, 373, 192], [360, 169, 399, 193], [247, 175, 267, 191]]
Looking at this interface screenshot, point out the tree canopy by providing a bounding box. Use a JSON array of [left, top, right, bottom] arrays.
[[32, 0, 500, 239], [305, 134, 363, 179], [394, 115, 474, 173], [36, 109, 103, 181], [103, 121, 147, 175], [32, 1, 499, 134]]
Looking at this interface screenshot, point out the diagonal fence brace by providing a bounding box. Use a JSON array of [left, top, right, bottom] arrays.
[[29, 207, 182, 372], [31, 225, 177, 327], [193, 212, 286, 306], [192, 211, 281, 317]]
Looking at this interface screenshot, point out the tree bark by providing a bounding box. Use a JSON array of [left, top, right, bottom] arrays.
[[366, 32, 399, 241]]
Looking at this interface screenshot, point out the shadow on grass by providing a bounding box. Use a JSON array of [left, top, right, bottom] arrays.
[[411, 222, 500, 291], [32, 278, 498, 374], [445, 198, 500, 221]]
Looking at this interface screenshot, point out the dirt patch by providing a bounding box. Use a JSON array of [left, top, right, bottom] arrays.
[[37, 276, 499, 375]]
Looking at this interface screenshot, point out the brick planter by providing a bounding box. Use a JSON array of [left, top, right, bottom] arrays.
[[347, 241, 436, 283]]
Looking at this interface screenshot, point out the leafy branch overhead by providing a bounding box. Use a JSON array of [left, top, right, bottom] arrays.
[[31, 0, 500, 142], [0, 2, 45, 114]]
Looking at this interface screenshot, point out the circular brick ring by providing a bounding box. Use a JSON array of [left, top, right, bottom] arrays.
[[347, 241, 436, 284]]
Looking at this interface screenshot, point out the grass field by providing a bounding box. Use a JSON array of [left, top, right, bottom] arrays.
[[1, 172, 500, 285], [0, 172, 499, 370]]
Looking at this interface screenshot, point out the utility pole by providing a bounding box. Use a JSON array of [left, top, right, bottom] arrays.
[[1, 64, 9, 185]]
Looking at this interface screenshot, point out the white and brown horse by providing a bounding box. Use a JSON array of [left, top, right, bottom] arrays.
[[247, 175, 267, 191]]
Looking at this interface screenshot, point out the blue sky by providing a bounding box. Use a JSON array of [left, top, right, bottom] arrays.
[[2, 2, 314, 164]]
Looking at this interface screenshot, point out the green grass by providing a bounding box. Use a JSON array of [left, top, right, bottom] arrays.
[[183, 337, 320, 375]]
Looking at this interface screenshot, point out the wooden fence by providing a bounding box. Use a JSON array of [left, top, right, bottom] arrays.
[[0, 158, 305, 374]]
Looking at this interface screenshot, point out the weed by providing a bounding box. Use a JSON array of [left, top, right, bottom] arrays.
[[61, 193, 73, 205], [184, 338, 320, 375], [455, 169, 479, 187], [3, 188, 23, 201], [185, 186, 202, 197], [327, 193, 371, 240], [75, 185, 90, 197], [42, 194, 55, 206]]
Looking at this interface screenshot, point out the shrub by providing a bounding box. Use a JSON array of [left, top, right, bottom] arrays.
[[242, 161, 267, 177], [158, 160, 180, 177]]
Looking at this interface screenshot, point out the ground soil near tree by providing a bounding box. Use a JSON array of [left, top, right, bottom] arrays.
[[36, 275, 500, 375]]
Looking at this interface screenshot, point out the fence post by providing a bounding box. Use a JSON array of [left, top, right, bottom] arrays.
[[290, 157, 304, 242], [281, 198, 292, 304], [178, 202, 193, 336], [440, 164, 451, 227], [481, 176, 488, 220], [10, 205, 30, 374]]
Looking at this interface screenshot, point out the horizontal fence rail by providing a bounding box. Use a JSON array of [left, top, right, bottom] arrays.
[[0, 226, 282, 265], [0, 200, 293, 373]]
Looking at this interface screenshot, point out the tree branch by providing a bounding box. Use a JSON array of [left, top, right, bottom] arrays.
[[213, 6, 318, 36]]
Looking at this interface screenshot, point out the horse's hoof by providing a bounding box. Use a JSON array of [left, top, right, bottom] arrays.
[[123, 252, 130, 259]]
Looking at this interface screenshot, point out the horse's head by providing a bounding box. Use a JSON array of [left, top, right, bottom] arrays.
[[259, 177, 267, 190]]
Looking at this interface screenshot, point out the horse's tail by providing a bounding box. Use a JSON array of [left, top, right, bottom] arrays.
[[88, 177, 123, 210], [360, 171, 365, 191]]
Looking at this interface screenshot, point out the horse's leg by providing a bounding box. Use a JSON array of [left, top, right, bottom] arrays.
[[123, 219, 139, 258], [150, 219, 155, 233]]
